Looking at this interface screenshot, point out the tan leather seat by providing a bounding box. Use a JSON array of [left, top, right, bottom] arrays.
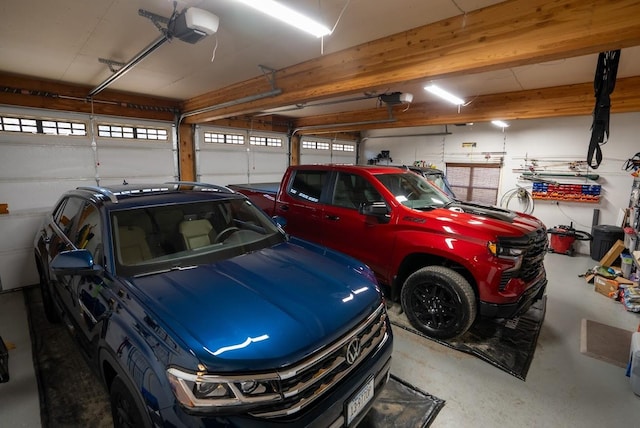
[[117, 226, 152, 265], [179, 219, 213, 250]]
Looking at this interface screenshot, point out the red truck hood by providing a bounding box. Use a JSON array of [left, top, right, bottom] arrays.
[[410, 200, 544, 238]]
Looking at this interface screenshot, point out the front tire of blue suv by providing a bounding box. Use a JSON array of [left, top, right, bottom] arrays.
[[110, 377, 149, 428]]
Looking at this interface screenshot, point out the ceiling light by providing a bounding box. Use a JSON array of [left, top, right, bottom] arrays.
[[424, 84, 465, 105], [236, 0, 331, 38], [491, 120, 510, 128]]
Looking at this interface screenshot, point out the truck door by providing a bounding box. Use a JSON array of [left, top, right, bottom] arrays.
[[276, 169, 329, 244], [321, 172, 394, 282]]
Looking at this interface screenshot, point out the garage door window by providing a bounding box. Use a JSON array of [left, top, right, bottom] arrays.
[[332, 143, 355, 152], [0, 115, 87, 136], [204, 132, 244, 145], [302, 141, 329, 150], [97, 124, 168, 140], [249, 136, 282, 147]]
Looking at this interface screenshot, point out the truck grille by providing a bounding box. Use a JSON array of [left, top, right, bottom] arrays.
[[250, 303, 389, 419], [499, 227, 548, 289]]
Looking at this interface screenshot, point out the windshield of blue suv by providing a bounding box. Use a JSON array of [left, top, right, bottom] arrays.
[[110, 198, 285, 277], [375, 172, 453, 211]]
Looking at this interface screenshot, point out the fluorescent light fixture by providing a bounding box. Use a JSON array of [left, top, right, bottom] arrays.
[[491, 120, 510, 128], [236, 0, 331, 38], [424, 84, 465, 105]]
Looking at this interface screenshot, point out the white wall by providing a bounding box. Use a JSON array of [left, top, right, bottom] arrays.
[[362, 112, 639, 255]]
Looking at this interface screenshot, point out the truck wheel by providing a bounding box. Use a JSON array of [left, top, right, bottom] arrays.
[[36, 260, 60, 323], [110, 376, 149, 428], [401, 266, 476, 340]]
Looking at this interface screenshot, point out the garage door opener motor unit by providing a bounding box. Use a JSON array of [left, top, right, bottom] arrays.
[[170, 7, 219, 44]]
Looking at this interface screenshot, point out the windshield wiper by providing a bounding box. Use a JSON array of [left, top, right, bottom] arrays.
[[133, 264, 198, 278]]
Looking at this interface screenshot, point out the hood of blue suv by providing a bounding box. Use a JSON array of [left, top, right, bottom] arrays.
[[130, 239, 382, 372]]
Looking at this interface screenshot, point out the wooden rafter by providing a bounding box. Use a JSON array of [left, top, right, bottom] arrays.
[[291, 76, 640, 133], [181, 0, 640, 124], [0, 73, 180, 122]]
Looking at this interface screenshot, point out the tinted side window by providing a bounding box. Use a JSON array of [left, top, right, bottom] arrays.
[[54, 197, 85, 238], [74, 203, 102, 262], [332, 172, 384, 209], [288, 170, 327, 203]]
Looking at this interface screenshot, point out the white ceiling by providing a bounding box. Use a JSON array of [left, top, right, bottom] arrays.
[[1, 0, 639, 118]]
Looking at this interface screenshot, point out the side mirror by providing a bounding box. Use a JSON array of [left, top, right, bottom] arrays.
[[51, 249, 103, 276], [273, 215, 287, 228], [359, 202, 391, 224]]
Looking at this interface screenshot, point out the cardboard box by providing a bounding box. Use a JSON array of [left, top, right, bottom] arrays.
[[594, 275, 619, 298], [599, 240, 625, 267]]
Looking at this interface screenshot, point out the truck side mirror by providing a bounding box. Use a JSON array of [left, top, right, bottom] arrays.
[[359, 202, 391, 224]]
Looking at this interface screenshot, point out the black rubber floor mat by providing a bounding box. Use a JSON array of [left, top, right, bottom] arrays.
[[24, 286, 113, 428], [25, 285, 444, 426], [388, 296, 547, 380], [362, 374, 445, 428]]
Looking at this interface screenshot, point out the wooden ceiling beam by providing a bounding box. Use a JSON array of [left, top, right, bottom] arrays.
[[182, 0, 640, 124], [291, 76, 640, 133], [0, 72, 180, 122]]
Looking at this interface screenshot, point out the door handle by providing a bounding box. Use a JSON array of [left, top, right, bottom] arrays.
[[279, 205, 289, 211], [325, 215, 340, 221]]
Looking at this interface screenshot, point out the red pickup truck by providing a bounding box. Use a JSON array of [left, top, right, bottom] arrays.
[[230, 164, 548, 339]]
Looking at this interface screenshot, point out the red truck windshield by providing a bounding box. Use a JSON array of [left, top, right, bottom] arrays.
[[374, 173, 452, 210]]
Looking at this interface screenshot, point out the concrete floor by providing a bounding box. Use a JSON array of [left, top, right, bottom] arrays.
[[392, 252, 640, 427], [0, 288, 40, 427], [0, 253, 639, 427]]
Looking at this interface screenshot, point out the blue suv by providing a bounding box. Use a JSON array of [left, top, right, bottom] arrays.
[[33, 182, 393, 427]]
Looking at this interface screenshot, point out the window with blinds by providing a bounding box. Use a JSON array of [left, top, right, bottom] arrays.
[[445, 163, 501, 204]]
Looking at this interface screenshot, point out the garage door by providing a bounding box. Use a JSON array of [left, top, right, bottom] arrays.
[[300, 137, 357, 164], [0, 106, 176, 291], [196, 126, 288, 186]]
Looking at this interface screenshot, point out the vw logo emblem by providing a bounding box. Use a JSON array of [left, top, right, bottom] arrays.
[[345, 338, 361, 365]]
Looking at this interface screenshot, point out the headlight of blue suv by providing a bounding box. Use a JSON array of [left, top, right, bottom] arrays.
[[166, 366, 282, 411]]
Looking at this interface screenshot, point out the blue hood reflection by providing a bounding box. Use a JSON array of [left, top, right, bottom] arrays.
[[130, 240, 381, 371]]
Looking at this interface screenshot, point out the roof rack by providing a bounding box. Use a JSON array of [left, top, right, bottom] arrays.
[[76, 186, 118, 203], [165, 181, 233, 193]]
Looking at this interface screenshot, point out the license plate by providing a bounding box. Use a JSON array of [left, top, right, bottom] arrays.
[[346, 375, 374, 426]]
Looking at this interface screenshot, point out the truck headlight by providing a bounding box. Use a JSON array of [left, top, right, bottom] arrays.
[[487, 242, 524, 269], [166, 367, 281, 411]]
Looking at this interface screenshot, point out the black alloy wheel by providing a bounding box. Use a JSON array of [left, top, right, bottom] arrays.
[[110, 377, 149, 428], [401, 266, 476, 340]]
